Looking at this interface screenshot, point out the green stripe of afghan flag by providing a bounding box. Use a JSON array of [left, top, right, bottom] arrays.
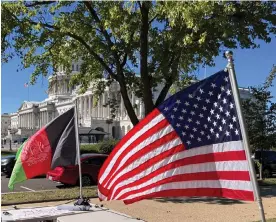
[[8, 140, 28, 190]]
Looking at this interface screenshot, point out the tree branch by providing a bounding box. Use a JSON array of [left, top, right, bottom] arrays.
[[6, 7, 117, 80], [155, 54, 180, 107], [121, 31, 135, 68], [24, 1, 56, 7], [64, 32, 117, 80], [83, 2, 121, 65], [137, 1, 142, 10], [149, 14, 158, 24]]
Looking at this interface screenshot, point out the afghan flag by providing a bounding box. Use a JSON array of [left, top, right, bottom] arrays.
[[8, 107, 78, 190]]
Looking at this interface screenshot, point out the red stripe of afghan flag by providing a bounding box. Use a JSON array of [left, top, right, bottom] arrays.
[[97, 109, 254, 204], [8, 108, 77, 190]]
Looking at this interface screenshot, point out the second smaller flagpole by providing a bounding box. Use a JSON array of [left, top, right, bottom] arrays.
[[74, 99, 83, 199]]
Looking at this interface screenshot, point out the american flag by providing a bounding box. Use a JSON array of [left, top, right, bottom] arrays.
[[98, 70, 254, 204], [24, 82, 29, 88]]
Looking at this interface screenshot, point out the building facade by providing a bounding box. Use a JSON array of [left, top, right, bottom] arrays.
[[1, 113, 11, 138], [4, 64, 252, 142]]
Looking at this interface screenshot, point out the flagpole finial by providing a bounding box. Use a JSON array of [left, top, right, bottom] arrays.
[[225, 51, 234, 64]]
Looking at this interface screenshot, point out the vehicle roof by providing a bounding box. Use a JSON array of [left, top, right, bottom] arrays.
[[1, 155, 16, 159], [81, 153, 108, 159], [254, 150, 276, 153]]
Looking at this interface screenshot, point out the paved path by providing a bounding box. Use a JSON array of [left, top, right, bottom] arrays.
[[90, 195, 276, 222], [1, 175, 60, 193], [2, 196, 276, 222]]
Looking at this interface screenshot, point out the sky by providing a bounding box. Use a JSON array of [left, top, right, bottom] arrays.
[[1, 37, 276, 114]]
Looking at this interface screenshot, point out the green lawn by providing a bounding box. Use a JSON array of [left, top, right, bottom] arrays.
[[258, 178, 276, 186], [1, 186, 98, 205], [255, 219, 276, 222]]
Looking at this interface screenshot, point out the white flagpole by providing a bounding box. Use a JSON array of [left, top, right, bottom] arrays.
[[74, 98, 83, 199], [225, 51, 266, 222]]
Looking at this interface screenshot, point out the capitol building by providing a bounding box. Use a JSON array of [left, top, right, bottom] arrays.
[[3, 63, 252, 142], [5, 62, 147, 142]]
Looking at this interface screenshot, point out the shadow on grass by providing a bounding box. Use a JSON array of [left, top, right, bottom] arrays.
[[154, 197, 244, 205], [260, 186, 276, 198], [56, 184, 75, 189], [154, 181, 276, 206]]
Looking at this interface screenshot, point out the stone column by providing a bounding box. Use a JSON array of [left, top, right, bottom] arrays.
[[103, 93, 106, 118], [92, 96, 96, 117], [38, 113, 40, 128], [29, 113, 31, 129], [107, 93, 110, 118], [84, 96, 87, 119], [30, 113, 32, 129], [32, 113, 35, 129], [120, 96, 124, 118], [79, 97, 83, 123], [88, 95, 91, 117], [97, 96, 101, 118]]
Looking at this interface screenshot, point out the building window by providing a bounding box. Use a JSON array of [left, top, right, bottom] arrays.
[[72, 64, 74, 71], [76, 64, 79, 71]]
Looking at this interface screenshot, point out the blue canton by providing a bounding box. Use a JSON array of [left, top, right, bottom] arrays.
[[158, 70, 242, 149]]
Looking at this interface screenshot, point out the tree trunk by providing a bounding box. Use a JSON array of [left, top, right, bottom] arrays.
[[118, 74, 139, 126], [140, 2, 154, 116]]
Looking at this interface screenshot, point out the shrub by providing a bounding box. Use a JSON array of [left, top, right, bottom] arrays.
[[80, 144, 100, 154], [80, 139, 119, 154], [98, 139, 119, 154]]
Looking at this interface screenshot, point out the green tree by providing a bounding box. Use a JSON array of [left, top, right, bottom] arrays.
[[242, 65, 276, 152], [2, 1, 276, 125]]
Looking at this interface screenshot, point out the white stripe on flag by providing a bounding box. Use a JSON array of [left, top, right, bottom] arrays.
[[124, 180, 253, 201], [113, 160, 249, 199], [98, 190, 107, 201], [108, 124, 174, 187], [111, 160, 248, 199], [107, 133, 181, 189], [108, 140, 245, 196], [99, 113, 165, 184]]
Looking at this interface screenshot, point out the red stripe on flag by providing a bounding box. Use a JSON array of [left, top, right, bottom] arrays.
[[99, 109, 161, 181], [123, 188, 254, 204], [107, 144, 185, 199], [109, 150, 247, 199], [104, 130, 180, 189], [21, 127, 52, 179], [98, 183, 109, 197], [117, 171, 251, 200], [101, 116, 169, 187]]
